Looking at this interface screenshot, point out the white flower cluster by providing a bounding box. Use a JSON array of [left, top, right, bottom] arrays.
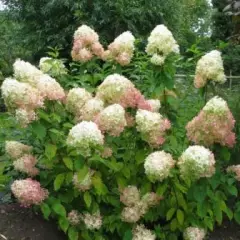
[[15, 109, 37, 128], [66, 121, 104, 156], [146, 25, 179, 65], [66, 88, 92, 115], [132, 225, 156, 240], [147, 99, 161, 112], [73, 170, 94, 192], [183, 227, 206, 240], [95, 104, 127, 136], [78, 98, 104, 121], [39, 57, 67, 76], [203, 96, 228, 116], [74, 25, 99, 43], [144, 151, 175, 181], [120, 186, 140, 206], [67, 210, 81, 226], [96, 74, 134, 104], [178, 146, 215, 181], [195, 50, 226, 88], [82, 212, 102, 230], [5, 141, 32, 159]]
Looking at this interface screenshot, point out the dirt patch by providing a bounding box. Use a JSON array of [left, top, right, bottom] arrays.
[[0, 204, 66, 240]]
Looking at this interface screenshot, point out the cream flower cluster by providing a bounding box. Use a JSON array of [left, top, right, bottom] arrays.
[[66, 88, 92, 115], [67, 210, 81, 226], [194, 50, 226, 88], [147, 99, 161, 112], [202, 96, 228, 115], [66, 121, 104, 156], [227, 165, 240, 181], [178, 146, 215, 181], [146, 25, 179, 65], [183, 227, 206, 240], [5, 141, 32, 159], [13, 154, 39, 177], [73, 170, 94, 192], [71, 25, 104, 62], [105, 31, 135, 66], [144, 151, 175, 181], [136, 109, 171, 147], [120, 186, 162, 223], [132, 225, 156, 240], [11, 178, 48, 206], [95, 104, 127, 136], [15, 109, 37, 128], [82, 212, 102, 230], [39, 57, 67, 76]]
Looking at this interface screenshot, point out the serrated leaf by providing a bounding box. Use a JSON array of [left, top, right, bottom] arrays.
[[41, 203, 51, 220], [63, 157, 73, 170], [68, 227, 79, 240], [177, 209, 184, 225], [45, 144, 57, 159], [31, 122, 46, 139], [52, 203, 66, 217], [84, 192, 92, 208], [167, 208, 176, 221], [59, 217, 69, 233], [54, 173, 65, 191]]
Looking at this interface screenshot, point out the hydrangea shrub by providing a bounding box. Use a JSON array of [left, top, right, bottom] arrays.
[[1, 24, 239, 240]]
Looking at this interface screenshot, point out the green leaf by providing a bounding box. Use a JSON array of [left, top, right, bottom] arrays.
[[84, 192, 92, 208], [177, 209, 184, 225], [220, 147, 231, 161], [166, 208, 176, 221], [59, 217, 69, 233], [92, 175, 108, 195], [54, 173, 65, 191], [52, 203, 66, 217], [228, 185, 238, 196], [170, 218, 178, 231], [45, 144, 57, 159], [135, 149, 146, 165], [63, 157, 73, 170], [214, 203, 223, 225], [123, 229, 132, 240], [234, 212, 240, 224], [31, 122, 46, 140], [74, 156, 85, 171], [68, 227, 79, 240], [41, 203, 51, 220], [156, 183, 168, 196], [204, 217, 213, 231], [65, 172, 73, 185], [77, 165, 89, 182]]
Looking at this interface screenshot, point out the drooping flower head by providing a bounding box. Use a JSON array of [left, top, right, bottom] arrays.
[[186, 96, 236, 147], [39, 57, 67, 76], [5, 141, 32, 159], [66, 88, 92, 115], [73, 170, 94, 192], [68, 210, 81, 226], [132, 225, 156, 240], [227, 165, 240, 181], [81, 212, 102, 230], [1, 78, 44, 111], [146, 25, 179, 65], [96, 74, 150, 110], [36, 74, 65, 100], [11, 178, 48, 206], [78, 98, 104, 121], [194, 50, 226, 88], [178, 146, 215, 181], [66, 121, 104, 156], [144, 151, 175, 181], [183, 227, 206, 240], [13, 154, 39, 176], [95, 104, 127, 136], [106, 31, 135, 65], [120, 186, 140, 207], [136, 109, 171, 147], [13, 59, 43, 86]]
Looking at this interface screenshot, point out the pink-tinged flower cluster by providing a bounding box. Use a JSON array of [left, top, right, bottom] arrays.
[[147, 99, 161, 112], [227, 165, 240, 181], [15, 109, 37, 128], [5, 141, 32, 159], [96, 74, 151, 110], [120, 186, 162, 223], [194, 50, 226, 88], [186, 97, 236, 147], [13, 154, 39, 177], [132, 224, 156, 240], [73, 170, 94, 192], [136, 109, 171, 147], [104, 31, 135, 66], [71, 25, 104, 62], [11, 178, 48, 207], [67, 210, 81, 226], [95, 104, 127, 136], [81, 212, 102, 230], [100, 146, 113, 158], [183, 227, 206, 240]]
